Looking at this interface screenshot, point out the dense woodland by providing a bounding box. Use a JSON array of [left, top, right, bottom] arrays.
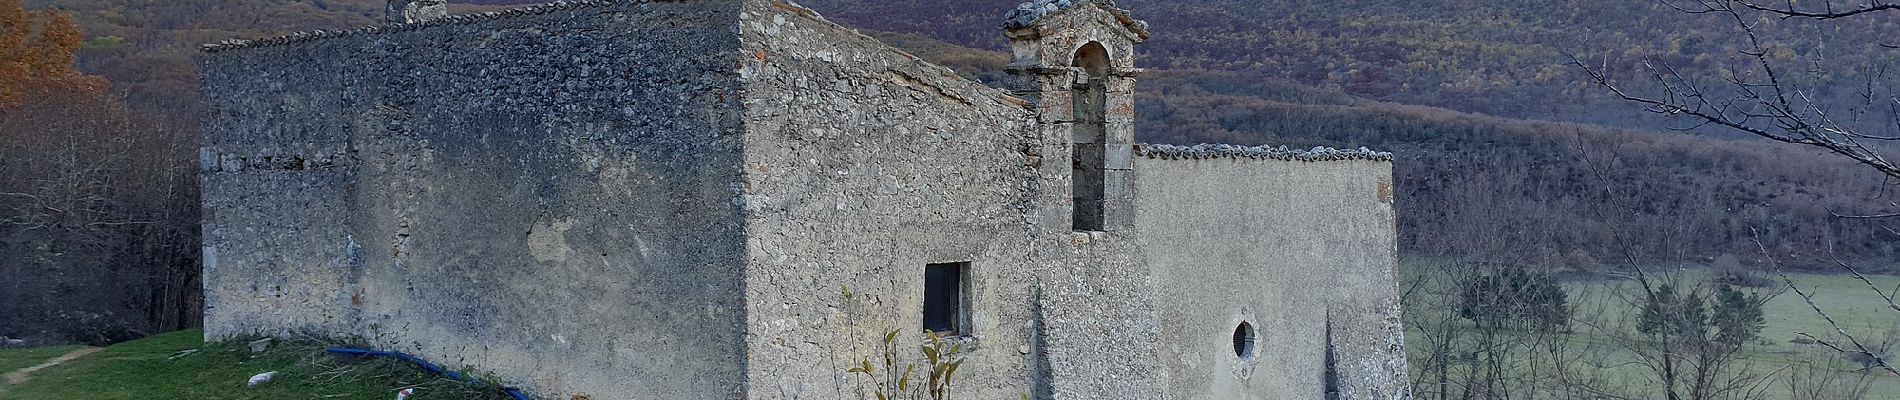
[[1140, 74, 1897, 267], [2, 0, 1896, 348], [807, 0, 1900, 136]]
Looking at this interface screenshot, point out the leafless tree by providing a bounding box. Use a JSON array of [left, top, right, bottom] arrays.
[[1787, 347, 1876, 400], [1578, 0, 1900, 382], [1404, 258, 1593, 400], [0, 87, 199, 344]]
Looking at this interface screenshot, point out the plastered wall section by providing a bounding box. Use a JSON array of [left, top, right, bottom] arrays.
[[734, 2, 1053, 399], [199, 2, 751, 398], [1134, 157, 1410, 400]]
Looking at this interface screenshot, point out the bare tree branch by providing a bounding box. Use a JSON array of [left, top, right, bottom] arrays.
[[1576, 0, 1900, 180], [1831, 211, 1900, 219], [1834, 259, 1900, 312], [1735, 0, 1900, 19]]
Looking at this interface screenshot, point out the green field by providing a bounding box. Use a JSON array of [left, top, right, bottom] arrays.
[[1405, 261, 1900, 399], [7, 263, 1895, 399], [0, 330, 511, 400]]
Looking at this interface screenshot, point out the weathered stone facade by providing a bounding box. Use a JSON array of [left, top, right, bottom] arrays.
[[199, 0, 1409, 399]]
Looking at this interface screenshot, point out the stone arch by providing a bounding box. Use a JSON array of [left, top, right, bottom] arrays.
[[1070, 41, 1110, 231]]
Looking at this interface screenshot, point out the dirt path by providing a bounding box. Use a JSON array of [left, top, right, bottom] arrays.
[[3, 347, 103, 386]]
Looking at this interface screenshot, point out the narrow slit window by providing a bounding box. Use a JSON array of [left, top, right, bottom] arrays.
[[923, 262, 970, 336]]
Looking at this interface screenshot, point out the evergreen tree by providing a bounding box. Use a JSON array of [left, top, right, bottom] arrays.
[[1457, 265, 1570, 331]]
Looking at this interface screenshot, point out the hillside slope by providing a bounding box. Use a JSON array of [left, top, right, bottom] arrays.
[[796, 0, 1900, 134], [43, 0, 1897, 131]]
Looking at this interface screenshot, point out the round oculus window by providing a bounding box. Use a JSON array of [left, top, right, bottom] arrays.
[[1233, 322, 1257, 359]]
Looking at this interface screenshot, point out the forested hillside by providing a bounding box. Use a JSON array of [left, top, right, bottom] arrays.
[[41, 0, 1900, 132], [6, 0, 1895, 344], [802, 0, 1900, 134], [1142, 73, 1894, 265]]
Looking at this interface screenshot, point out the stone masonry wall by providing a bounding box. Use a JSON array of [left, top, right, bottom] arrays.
[[199, 1, 751, 398], [735, 2, 1049, 399], [1133, 146, 1410, 400]]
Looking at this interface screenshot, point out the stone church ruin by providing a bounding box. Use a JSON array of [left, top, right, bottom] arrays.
[[198, 0, 1409, 398]]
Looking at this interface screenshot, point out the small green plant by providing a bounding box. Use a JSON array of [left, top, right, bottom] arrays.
[[847, 329, 965, 400]]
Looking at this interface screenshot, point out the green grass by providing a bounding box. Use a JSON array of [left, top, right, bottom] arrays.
[[1754, 271, 1900, 349], [1405, 260, 1900, 399], [0, 330, 513, 400], [0, 345, 86, 374]]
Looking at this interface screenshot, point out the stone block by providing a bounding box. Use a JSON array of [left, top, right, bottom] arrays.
[[1102, 193, 1135, 231], [1039, 93, 1075, 123], [1104, 169, 1135, 199], [1108, 76, 1138, 94], [1107, 122, 1135, 144], [1107, 89, 1136, 118], [1073, 143, 1107, 170], [1105, 143, 1133, 170], [1072, 124, 1106, 144], [1040, 123, 1074, 145]]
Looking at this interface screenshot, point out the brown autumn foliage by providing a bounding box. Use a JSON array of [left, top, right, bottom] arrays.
[[0, 0, 101, 106]]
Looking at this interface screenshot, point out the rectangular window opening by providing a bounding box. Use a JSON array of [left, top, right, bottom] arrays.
[[923, 262, 970, 336]]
